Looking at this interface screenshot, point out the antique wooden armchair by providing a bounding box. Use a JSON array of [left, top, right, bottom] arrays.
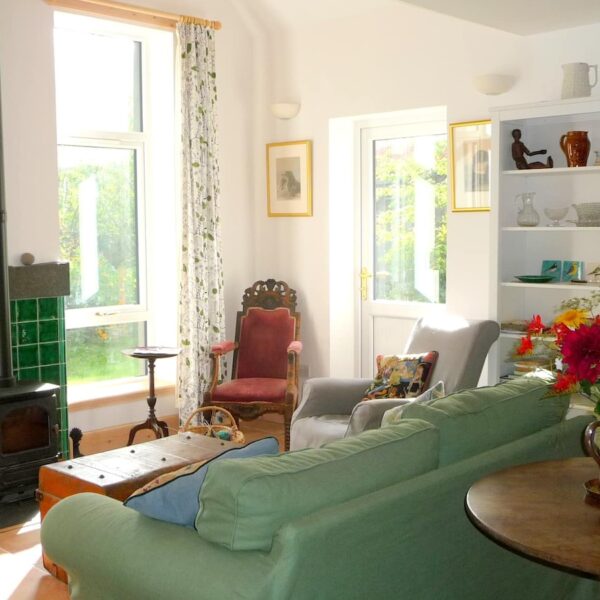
[[203, 279, 302, 450]]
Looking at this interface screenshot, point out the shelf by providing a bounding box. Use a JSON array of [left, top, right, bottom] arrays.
[[501, 226, 600, 231], [502, 281, 600, 290], [502, 166, 600, 176], [500, 331, 555, 340]]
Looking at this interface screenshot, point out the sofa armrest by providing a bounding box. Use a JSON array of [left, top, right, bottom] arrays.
[[41, 493, 272, 600], [346, 398, 412, 437], [292, 377, 372, 421]]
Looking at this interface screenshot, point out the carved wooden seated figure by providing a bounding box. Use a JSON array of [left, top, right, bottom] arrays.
[[203, 279, 302, 451]]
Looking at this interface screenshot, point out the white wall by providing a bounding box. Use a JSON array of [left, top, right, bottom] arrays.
[[251, 2, 600, 378], [0, 0, 263, 429], [0, 0, 60, 266], [3, 0, 600, 427]]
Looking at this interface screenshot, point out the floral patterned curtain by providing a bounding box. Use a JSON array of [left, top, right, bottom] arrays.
[[176, 22, 225, 423]]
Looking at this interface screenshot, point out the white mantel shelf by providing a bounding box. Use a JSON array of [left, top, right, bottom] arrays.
[[503, 166, 600, 176], [502, 227, 600, 231], [502, 281, 600, 290]]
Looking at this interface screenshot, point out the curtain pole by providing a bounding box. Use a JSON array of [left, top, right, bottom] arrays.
[[44, 0, 222, 31]]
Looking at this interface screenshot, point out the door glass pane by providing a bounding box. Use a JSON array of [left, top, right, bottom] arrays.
[[54, 29, 142, 132], [58, 145, 140, 310], [373, 134, 447, 303], [66, 322, 147, 384]]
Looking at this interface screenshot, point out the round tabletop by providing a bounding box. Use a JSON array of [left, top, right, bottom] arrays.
[[121, 346, 181, 360], [466, 457, 600, 579]]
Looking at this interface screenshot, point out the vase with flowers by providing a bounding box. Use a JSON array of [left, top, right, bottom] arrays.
[[512, 291, 600, 416]]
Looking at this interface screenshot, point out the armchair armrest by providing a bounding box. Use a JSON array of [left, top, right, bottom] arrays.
[[346, 398, 411, 437], [287, 340, 303, 354], [292, 377, 372, 422], [210, 340, 237, 356]]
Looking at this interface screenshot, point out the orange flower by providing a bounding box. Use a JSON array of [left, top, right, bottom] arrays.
[[554, 309, 589, 329]]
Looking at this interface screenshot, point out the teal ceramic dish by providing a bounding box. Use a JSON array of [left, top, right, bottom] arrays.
[[514, 275, 554, 283]]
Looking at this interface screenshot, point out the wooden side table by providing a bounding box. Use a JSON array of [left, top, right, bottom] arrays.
[[466, 457, 600, 579], [122, 346, 180, 446]]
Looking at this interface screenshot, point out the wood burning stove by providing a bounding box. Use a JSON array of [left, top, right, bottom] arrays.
[[0, 383, 60, 502]]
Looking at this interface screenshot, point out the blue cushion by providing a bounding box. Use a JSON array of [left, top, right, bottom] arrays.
[[123, 437, 280, 527]]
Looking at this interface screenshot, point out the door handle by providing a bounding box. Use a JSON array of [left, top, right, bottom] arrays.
[[360, 267, 372, 301]]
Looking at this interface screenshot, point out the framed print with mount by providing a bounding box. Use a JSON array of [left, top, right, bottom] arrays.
[[266, 140, 312, 217], [449, 120, 491, 212]]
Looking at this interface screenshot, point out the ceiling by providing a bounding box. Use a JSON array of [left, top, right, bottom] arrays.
[[250, 0, 600, 35], [397, 0, 600, 35]]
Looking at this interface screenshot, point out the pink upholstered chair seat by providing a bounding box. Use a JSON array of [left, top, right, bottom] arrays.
[[212, 378, 287, 403]]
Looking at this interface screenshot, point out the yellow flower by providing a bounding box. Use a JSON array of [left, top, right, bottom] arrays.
[[553, 309, 589, 329]]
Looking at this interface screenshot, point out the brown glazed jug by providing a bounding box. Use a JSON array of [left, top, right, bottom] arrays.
[[560, 130, 591, 167], [584, 420, 600, 467]]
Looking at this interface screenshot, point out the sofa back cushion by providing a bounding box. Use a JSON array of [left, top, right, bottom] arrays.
[[400, 377, 569, 466], [195, 419, 439, 551]]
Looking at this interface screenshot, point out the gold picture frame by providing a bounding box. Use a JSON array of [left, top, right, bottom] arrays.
[[449, 120, 491, 212], [266, 140, 312, 217]]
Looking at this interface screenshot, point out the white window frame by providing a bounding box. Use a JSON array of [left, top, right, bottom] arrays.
[[54, 12, 177, 393]]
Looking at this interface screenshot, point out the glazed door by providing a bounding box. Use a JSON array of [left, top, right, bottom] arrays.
[[359, 121, 448, 377]]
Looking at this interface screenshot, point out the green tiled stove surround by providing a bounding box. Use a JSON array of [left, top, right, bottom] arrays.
[[10, 297, 68, 458]]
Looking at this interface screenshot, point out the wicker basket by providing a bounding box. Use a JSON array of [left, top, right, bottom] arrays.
[[181, 406, 245, 444]]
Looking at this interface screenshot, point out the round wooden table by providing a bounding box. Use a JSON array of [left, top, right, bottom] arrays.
[[122, 346, 180, 446], [466, 457, 600, 579]]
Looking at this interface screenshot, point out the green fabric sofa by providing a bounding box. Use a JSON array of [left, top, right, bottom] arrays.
[[41, 378, 600, 599]]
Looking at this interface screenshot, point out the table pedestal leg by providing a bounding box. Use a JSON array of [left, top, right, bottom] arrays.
[[127, 357, 170, 446]]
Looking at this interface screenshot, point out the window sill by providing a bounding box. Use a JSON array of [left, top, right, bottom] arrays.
[[68, 377, 176, 412]]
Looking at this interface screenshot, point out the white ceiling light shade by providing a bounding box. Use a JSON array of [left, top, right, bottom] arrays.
[[270, 102, 301, 119], [472, 74, 516, 95]]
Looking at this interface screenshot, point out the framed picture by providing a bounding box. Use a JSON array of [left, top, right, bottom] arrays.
[[540, 259, 562, 282], [449, 120, 492, 212], [266, 140, 312, 217], [586, 262, 600, 283], [562, 260, 584, 282]]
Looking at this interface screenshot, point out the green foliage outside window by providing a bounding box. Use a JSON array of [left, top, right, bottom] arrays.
[[373, 136, 447, 303]]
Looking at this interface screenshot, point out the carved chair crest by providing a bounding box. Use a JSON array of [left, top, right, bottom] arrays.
[[241, 279, 297, 312]]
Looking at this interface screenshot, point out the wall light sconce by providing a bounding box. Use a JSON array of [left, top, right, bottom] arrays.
[[473, 74, 516, 96], [270, 102, 301, 119]]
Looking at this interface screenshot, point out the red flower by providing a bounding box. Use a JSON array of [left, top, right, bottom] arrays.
[[552, 322, 570, 346], [553, 372, 578, 393], [516, 335, 534, 356], [527, 314, 546, 335], [560, 323, 600, 384]]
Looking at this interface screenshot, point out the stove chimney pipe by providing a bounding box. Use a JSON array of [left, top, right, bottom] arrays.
[[0, 78, 16, 388]]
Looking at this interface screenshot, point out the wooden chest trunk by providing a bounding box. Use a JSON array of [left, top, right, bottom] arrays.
[[37, 432, 238, 582]]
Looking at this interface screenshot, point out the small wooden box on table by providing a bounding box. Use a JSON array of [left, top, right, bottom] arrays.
[[37, 432, 239, 582]]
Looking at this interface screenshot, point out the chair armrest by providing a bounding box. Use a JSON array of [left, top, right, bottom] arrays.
[[211, 340, 237, 356], [292, 377, 372, 421], [346, 398, 411, 437], [287, 341, 303, 354]]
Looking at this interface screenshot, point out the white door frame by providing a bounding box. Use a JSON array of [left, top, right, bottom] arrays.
[[329, 106, 447, 378]]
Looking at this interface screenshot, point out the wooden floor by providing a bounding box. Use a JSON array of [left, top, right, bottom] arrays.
[[0, 415, 285, 600]]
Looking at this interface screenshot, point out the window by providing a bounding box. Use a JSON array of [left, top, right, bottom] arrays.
[[53, 13, 176, 389], [364, 121, 447, 304]]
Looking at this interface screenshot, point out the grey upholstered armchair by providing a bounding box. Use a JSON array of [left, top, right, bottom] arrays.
[[290, 316, 500, 450]]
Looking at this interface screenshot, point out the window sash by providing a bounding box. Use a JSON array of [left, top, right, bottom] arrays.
[[58, 137, 148, 324]]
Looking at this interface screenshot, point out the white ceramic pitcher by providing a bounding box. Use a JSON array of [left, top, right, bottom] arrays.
[[561, 62, 598, 99]]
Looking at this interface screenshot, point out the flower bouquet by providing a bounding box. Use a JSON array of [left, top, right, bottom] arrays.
[[512, 291, 600, 415]]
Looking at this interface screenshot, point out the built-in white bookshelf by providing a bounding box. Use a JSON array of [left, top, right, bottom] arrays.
[[489, 98, 600, 382]]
